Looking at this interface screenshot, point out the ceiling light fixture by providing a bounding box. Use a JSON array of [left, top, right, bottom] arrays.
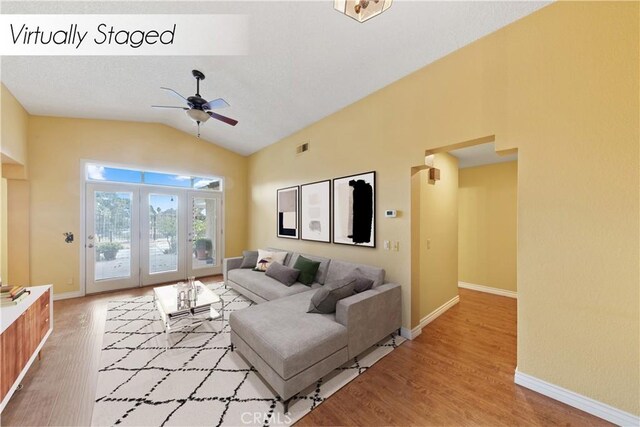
[[186, 108, 210, 123], [334, 0, 393, 23]]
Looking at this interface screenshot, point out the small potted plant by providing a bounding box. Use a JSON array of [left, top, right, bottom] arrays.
[[97, 242, 123, 261], [194, 238, 212, 260]]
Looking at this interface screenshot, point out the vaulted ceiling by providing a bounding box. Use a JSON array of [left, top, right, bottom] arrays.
[[1, 1, 549, 155]]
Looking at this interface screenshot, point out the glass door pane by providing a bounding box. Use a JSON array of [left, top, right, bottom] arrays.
[[148, 193, 179, 274], [140, 188, 186, 286], [94, 191, 133, 281], [189, 193, 222, 276], [86, 183, 140, 294]]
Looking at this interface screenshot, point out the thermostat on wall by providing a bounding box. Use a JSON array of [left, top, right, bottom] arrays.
[[385, 209, 397, 218]]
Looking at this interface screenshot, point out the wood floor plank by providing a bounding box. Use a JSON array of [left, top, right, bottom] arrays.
[[297, 289, 611, 427], [2, 285, 611, 426]]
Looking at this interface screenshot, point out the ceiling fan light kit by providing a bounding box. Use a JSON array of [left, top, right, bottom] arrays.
[[152, 69, 238, 138], [334, 0, 393, 22], [186, 109, 210, 123]]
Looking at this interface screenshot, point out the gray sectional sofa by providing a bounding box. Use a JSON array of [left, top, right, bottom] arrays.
[[224, 248, 402, 412]]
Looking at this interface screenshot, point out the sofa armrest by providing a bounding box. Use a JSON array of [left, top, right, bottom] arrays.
[[335, 283, 402, 358], [223, 256, 243, 284]]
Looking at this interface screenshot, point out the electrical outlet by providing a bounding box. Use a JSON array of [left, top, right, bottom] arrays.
[[67, 277, 73, 286], [384, 240, 390, 251]]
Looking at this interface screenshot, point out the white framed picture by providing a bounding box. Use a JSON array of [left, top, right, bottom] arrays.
[[300, 180, 331, 243], [332, 171, 375, 247]]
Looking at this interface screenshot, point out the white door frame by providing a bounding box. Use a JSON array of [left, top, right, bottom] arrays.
[[187, 191, 224, 277], [78, 160, 226, 298], [140, 187, 188, 286], [85, 182, 141, 294]]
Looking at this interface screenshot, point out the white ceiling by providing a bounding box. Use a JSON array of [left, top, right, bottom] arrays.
[[0, 1, 549, 156], [449, 142, 517, 169]]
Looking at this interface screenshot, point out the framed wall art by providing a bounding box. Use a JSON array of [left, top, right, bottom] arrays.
[[300, 180, 331, 243], [332, 171, 375, 247], [277, 186, 299, 239]]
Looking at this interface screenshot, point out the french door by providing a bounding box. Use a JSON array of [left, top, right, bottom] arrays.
[[188, 193, 223, 278], [85, 183, 222, 294], [86, 184, 141, 293]]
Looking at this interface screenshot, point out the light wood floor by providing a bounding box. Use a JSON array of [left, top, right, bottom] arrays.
[[2, 281, 609, 426]]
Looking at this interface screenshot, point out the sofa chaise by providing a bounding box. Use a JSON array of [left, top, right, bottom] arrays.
[[224, 248, 402, 411]]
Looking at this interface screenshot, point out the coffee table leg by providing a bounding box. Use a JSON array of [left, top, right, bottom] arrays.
[[165, 320, 171, 351], [221, 299, 225, 329]]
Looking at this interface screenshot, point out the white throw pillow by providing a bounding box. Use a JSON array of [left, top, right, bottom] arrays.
[[255, 249, 288, 271]]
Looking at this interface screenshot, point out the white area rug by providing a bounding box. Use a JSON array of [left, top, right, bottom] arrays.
[[92, 282, 404, 426]]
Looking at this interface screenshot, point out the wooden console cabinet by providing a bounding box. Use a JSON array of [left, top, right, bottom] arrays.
[[0, 285, 53, 411]]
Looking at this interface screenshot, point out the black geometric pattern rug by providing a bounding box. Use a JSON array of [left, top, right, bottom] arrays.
[[92, 282, 404, 426]]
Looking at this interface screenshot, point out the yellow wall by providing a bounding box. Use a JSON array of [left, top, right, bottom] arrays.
[[1, 84, 29, 166], [248, 2, 638, 414], [458, 161, 517, 292], [0, 83, 30, 285], [1, 176, 7, 283], [27, 116, 248, 294], [419, 154, 459, 318], [7, 180, 30, 286]]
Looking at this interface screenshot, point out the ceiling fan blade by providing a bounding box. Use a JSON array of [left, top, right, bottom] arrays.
[[160, 87, 190, 105], [208, 111, 238, 126], [151, 105, 188, 109], [203, 98, 230, 110]]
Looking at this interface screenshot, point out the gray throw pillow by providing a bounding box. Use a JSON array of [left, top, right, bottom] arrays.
[[265, 262, 300, 286], [345, 272, 374, 293], [240, 250, 258, 269], [308, 279, 355, 314]]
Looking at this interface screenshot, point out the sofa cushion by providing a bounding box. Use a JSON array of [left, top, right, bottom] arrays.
[[345, 272, 374, 293], [228, 269, 316, 301], [325, 260, 385, 288], [293, 256, 320, 285], [265, 262, 300, 286], [265, 247, 293, 265], [255, 249, 287, 272], [308, 279, 355, 314], [240, 250, 258, 269], [288, 253, 331, 284], [229, 290, 348, 380]]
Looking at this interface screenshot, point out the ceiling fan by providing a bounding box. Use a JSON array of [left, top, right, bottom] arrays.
[[152, 69, 238, 137]]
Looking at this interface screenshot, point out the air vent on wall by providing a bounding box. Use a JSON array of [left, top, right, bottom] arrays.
[[296, 142, 310, 155]]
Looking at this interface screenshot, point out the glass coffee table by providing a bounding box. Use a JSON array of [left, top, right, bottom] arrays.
[[153, 281, 224, 349]]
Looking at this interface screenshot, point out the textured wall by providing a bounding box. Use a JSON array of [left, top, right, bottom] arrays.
[[248, 2, 638, 414], [419, 153, 459, 318], [458, 161, 517, 292], [27, 116, 248, 294], [0, 84, 28, 165]]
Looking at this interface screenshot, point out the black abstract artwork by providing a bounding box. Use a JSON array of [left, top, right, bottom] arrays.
[[333, 171, 375, 247]]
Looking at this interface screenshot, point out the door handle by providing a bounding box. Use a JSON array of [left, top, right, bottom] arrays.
[[87, 243, 94, 248]]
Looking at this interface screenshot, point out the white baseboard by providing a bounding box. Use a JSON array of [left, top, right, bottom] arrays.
[[400, 294, 460, 340], [514, 368, 639, 426], [53, 290, 84, 301], [458, 281, 517, 299]]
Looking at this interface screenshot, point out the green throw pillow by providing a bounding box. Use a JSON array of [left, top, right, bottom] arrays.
[[293, 256, 321, 285]]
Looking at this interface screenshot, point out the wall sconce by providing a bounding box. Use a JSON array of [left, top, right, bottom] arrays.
[[428, 168, 441, 184], [424, 154, 440, 185]]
